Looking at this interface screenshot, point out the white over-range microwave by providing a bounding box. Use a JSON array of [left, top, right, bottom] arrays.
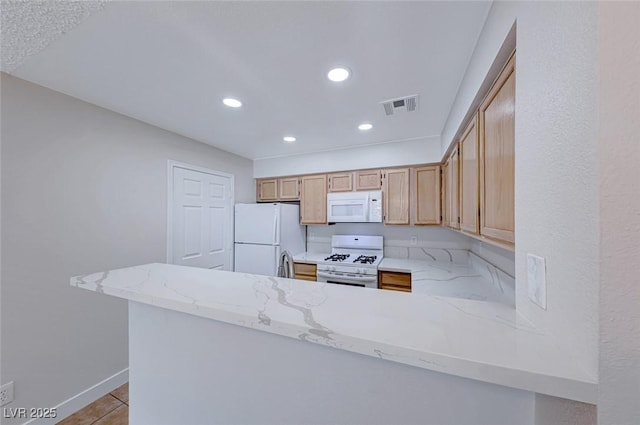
[[326, 191, 383, 223]]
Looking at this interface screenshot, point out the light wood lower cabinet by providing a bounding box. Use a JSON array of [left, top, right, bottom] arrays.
[[328, 172, 354, 192], [379, 271, 411, 292], [278, 177, 300, 200], [383, 168, 410, 225], [300, 174, 327, 224], [479, 53, 515, 244], [355, 169, 382, 190], [293, 262, 317, 281], [412, 165, 441, 225], [459, 115, 479, 234], [257, 178, 278, 202]]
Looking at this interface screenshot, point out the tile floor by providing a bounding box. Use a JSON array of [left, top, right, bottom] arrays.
[[56, 383, 128, 425]]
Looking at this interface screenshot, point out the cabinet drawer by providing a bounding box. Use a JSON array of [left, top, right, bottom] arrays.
[[380, 284, 412, 293], [294, 262, 317, 277], [378, 271, 411, 289], [295, 275, 317, 282]]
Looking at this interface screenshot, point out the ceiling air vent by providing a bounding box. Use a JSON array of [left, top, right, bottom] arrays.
[[380, 94, 419, 116]]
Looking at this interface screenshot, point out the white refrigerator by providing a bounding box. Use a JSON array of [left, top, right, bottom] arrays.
[[234, 203, 306, 276]]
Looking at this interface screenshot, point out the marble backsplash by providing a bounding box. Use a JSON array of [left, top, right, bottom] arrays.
[[469, 251, 516, 303], [305, 224, 515, 303], [305, 223, 473, 256]]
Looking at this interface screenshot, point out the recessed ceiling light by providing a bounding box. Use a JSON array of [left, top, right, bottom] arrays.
[[283, 136, 296, 143], [358, 123, 373, 131], [222, 98, 242, 108], [327, 67, 350, 82]]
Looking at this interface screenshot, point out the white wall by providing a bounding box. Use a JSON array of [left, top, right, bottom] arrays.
[[131, 301, 535, 425], [253, 136, 441, 178], [442, 2, 599, 393], [533, 394, 596, 425], [598, 2, 640, 424], [0, 74, 254, 424]]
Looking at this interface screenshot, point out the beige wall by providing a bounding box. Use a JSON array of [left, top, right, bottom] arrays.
[[0, 73, 254, 423], [598, 2, 640, 424]]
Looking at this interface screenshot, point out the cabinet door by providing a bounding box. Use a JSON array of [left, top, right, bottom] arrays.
[[355, 170, 382, 190], [459, 115, 480, 234], [441, 162, 449, 226], [383, 168, 410, 225], [328, 172, 353, 192], [278, 177, 300, 200], [257, 179, 278, 202], [293, 262, 317, 282], [479, 54, 515, 244], [413, 165, 441, 225], [379, 271, 411, 292], [447, 148, 460, 229], [300, 174, 327, 224]]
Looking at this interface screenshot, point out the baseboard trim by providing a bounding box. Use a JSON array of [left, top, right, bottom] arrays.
[[23, 368, 128, 425]]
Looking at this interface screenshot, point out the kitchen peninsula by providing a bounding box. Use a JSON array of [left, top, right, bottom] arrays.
[[72, 263, 596, 425]]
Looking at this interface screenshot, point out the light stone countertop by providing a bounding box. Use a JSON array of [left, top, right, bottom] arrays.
[[72, 263, 596, 404], [294, 251, 515, 306], [379, 256, 515, 306], [292, 252, 327, 264]]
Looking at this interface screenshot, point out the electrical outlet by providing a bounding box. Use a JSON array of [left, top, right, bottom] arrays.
[[527, 254, 547, 310], [0, 381, 14, 406], [410, 236, 418, 246]]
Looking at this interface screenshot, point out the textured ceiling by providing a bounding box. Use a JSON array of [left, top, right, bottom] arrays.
[[3, 1, 491, 160], [0, 0, 105, 72]]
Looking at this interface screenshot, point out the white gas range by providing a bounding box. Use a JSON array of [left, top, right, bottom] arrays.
[[316, 235, 383, 289]]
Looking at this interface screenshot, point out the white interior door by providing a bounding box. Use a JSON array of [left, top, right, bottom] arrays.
[[170, 164, 234, 270]]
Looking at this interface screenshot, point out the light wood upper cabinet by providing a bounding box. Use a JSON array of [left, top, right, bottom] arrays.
[[412, 165, 441, 225], [383, 168, 410, 225], [328, 172, 354, 192], [257, 178, 278, 202], [442, 161, 449, 226], [278, 177, 300, 200], [355, 169, 382, 191], [446, 148, 460, 229], [479, 53, 515, 244], [300, 174, 327, 224], [459, 115, 480, 234]]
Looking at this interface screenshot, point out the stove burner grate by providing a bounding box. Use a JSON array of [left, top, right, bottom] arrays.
[[324, 253, 351, 262], [353, 255, 377, 264]]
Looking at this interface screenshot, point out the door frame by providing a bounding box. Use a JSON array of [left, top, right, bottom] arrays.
[[166, 160, 235, 266]]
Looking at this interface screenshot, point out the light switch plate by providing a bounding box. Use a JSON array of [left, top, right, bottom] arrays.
[[410, 236, 418, 246], [527, 254, 547, 309]]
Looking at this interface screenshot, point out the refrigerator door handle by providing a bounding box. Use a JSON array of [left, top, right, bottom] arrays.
[[273, 211, 279, 245]]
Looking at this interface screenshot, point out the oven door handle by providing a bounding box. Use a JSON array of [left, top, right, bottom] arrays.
[[316, 271, 377, 282]]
